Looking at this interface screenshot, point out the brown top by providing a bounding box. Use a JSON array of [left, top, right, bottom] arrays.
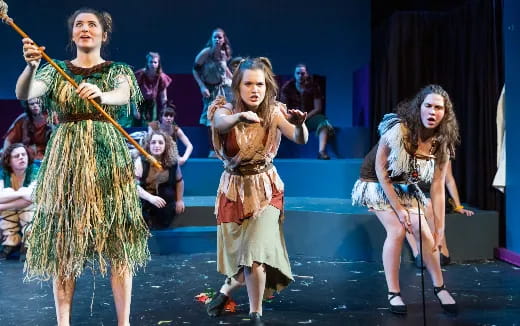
[[208, 96, 287, 223], [134, 69, 172, 100], [144, 166, 170, 195], [5, 113, 50, 160]]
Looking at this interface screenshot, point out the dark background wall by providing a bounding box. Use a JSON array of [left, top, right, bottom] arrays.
[[504, 0, 520, 254], [0, 0, 370, 128]]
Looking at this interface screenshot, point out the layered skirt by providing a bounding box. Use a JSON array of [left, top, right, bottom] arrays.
[[217, 205, 293, 298]]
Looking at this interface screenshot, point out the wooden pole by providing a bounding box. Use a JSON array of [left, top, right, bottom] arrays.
[[1, 9, 162, 169]]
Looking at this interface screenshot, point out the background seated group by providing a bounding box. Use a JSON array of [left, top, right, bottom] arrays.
[[0, 53, 337, 249], [0, 60, 474, 273]]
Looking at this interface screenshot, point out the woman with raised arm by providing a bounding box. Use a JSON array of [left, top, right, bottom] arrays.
[[16, 8, 149, 326]]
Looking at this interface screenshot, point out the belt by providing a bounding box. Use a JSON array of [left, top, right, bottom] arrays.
[[59, 113, 110, 123], [226, 162, 273, 176]]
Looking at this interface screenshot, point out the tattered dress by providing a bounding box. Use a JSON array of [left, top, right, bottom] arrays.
[[209, 97, 293, 298]]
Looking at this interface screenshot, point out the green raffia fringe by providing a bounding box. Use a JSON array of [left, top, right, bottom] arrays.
[[25, 60, 149, 281], [35, 60, 142, 122]]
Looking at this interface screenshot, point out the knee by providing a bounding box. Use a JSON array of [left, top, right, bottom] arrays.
[[246, 262, 266, 274], [412, 226, 434, 243], [386, 226, 406, 241]]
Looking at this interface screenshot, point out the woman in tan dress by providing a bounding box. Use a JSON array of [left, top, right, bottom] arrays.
[[206, 57, 308, 324]]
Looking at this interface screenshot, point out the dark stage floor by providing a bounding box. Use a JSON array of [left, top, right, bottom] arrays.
[[1, 253, 519, 325]]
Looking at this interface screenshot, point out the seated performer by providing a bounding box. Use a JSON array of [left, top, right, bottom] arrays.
[[280, 63, 334, 159], [135, 130, 185, 229], [148, 103, 193, 166], [0, 143, 39, 261]]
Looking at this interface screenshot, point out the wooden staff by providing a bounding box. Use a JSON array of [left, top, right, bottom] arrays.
[[0, 1, 162, 169]]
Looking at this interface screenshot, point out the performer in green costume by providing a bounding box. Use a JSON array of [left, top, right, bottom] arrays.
[[16, 7, 149, 326]]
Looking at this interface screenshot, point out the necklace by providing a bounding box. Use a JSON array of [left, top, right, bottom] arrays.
[[409, 138, 438, 183]]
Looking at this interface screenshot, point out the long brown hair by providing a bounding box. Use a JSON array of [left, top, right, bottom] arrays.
[[231, 57, 278, 126], [396, 84, 460, 164], [205, 28, 232, 61], [142, 130, 176, 168]]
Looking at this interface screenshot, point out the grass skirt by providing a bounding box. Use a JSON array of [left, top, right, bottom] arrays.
[[25, 120, 149, 280]]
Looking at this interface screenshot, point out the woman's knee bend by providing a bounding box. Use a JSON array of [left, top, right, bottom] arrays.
[[386, 226, 406, 241]]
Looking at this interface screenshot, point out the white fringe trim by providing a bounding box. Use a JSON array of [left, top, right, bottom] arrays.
[[379, 114, 435, 183], [351, 180, 427, 210]]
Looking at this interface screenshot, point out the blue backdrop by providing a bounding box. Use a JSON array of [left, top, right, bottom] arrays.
[[0, 0, 370, 128], [504, 0, 520, 255]]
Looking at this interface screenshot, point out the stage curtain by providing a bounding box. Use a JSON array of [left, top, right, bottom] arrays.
[[370, 0, 504, 218]]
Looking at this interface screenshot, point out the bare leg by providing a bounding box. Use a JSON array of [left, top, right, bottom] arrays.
[[405, 232, 419, 257], [219, 270, 245, 296], [440, 236, 450, 257], [375, 210, 406, 305], [111, 266, 132, 326], [421, 203, 450, 257], [409, 212, 455, 304], [318, 128, 328, 153], [244, 262, 266, 315], [53, 277, 76, 326]]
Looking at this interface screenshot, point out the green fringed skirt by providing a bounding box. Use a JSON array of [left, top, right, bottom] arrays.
[[25, 120, 150, 280]]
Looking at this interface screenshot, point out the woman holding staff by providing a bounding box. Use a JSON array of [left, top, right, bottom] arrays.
[[15, 7, 149, 326]]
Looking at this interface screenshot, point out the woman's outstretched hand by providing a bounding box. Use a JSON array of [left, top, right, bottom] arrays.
[[239, 111, 262, 124], [284, 109, 307, 126]]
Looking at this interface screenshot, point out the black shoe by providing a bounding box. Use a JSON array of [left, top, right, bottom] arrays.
[[440, 253, 451, 266], [434, 284, 458, 314], [249, 312, 264, 325], [318, 151, 330, 160], [414, 254, 425, 269], [0, 245, 16, 260], [388, 292, 407, 314], [206, 292, 229, 317]]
